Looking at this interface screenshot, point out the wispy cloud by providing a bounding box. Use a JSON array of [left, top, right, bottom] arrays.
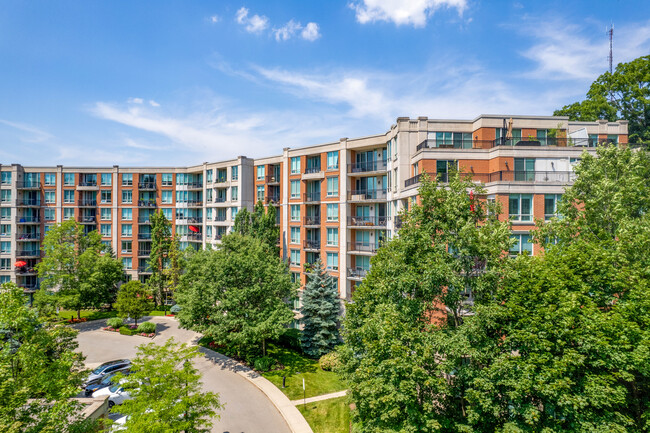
[[349, 0, 467, 27], [235, 7, 269, 33], [0, 119, 53, 143], [274, 20, 302, 41], [209, 15, 220, 24], [236, 6, 320, 41]]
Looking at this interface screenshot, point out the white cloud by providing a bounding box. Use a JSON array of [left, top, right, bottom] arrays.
[[0, 119, 53, 143], [301, 22, 321, 41], [274, 20, 302, 41], [235, 7, 269, 33], [128, 97, 144, 104], [349, 0, 467, 27], [149, 100, 160, 107], [209, 15, 219, 23]]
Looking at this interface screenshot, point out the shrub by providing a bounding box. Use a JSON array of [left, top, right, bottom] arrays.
[[170, 304, 182, 314], [278, 328, 301, 351], [119, 327, 136, 336], [319, 351, 341, 371], [254, 356, 277, 372], [107, 317, 124, 329], [137, 322, 156, 334]]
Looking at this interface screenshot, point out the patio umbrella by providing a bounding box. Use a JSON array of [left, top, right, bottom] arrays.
[[14, 261, 27, 267], [188, 225, 199, 233]]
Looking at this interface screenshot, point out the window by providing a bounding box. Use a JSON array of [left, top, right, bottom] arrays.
[[326, 252, 339, 270], [510, 234, 533, 256], [607, 135, 618, 144], [514, 158, 535, 181], [0, 242, 10, 254], [63, 208, 74, 220], [536, 129, 548, 145], [122, 173, 133, 186], [0, 225, 10, 236], [44, 224, 53, 234], [121, 224, 132, 237], [1, 172, 11, 185], [101, 173, 112, 186], [0, 208, 9, 220], [327, 204, 338, 221], [121, 241, 132, 253], [231, 207, 238, 220], [122, 190, 132, 204], [101, 208, 111, 221], [291, 227, 301, 244], [101, 240, 112, 250], [101, 224, 111, 237], [231, 166, 239, 181], [162, 190, 173, 204], [122, 258, 132, 270], [101, 190, 111, 204], [44, 191, 55, 204], [257, 186, 264, 202], [1, 190, 11, 203], [44, 208, 55, 221], [291, 157, 301, 174], [231, 186, 239, 201], [63, 173, 74, 186], [44, 173, 55, 186], [162, 173, 173, 186], [327, 177, 338, 197], [327, 228, 338, 246], [206, 169, 213, 183], [290, 249, 300, 266], [509, 194, 533, 222], [256, 166, 265, 180], [436, 160, 457, 182], [291, 205, 300, 221], [121, 208, 132, 221], [544, 194, 562, 220], [205, 189, 213, 203], [291, 180, 300, 199], [61, 190, 73, 204], [161, 208, 172, 220], [327, 151, 339, 170], [0, 258, 10, 269]]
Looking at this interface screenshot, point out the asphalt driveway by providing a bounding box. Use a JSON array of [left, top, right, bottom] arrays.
[[75, 316, 291, 433]]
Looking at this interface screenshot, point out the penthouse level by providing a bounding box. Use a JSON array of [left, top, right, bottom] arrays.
[[0, 114, 628, 301]]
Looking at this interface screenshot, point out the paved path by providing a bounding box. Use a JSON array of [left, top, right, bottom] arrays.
[[291, 390, 348, 405], [75, 316, 292, 433]]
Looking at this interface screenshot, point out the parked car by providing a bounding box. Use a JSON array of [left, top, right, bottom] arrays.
[[92, 383, 132, 408], [84, 370, 130, 396], [83, 359, 131, 388]]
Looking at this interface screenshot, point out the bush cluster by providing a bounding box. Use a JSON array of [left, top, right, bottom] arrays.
[[137, 322, 156, 334], [106, 317, 124, 328], [319, 351, 341, 371], [253, 356, 277, 372], [119, 327, 136, 336]]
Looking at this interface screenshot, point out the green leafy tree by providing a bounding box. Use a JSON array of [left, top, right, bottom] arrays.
[[115, 280, 154, 326], [338, 171, 513, 432], [554, 55, 650, 143], [146, 210, 183, 314], [114, 338, 222, 433], [176, 233, 295, 358], [36, 220, 122, 319], [300, 259, 340, 358], [233, 201, 279, 254], [0, 283, 95, 433]]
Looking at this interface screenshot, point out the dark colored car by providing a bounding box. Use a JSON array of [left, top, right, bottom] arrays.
[[84, 370, 130, 396], [83, 359, 131, 388]]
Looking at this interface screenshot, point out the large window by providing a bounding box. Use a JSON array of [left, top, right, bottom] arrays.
[[101, 208, 111, 221], [327, 177, 338, 197], [544, 194, 562, 220], [206, 169, 213, 183], [326, 204, 338, 221], [0, 208, 9, 220], [1, 172, 11, 185], [290, 249, 300, 266], [231, 166, 239, 181], [162, 190, 173, 204], [122, 258, 132, 270], [63, 190, 74, 204], [291, 180, 300, 199], [327, 228, 338, 246], [121, 224, 132, 237], [290, 227, 301, 244], [0, 225, 11, 237], [44, 173, 56, 186], [436, 160, 457, 182], [509, 194, 533, 222], [101, 173, 112, 186], [101, 190, 111, 204], [514, 158, 535, 181], [44, 191, 55, 204], [1, 190, 11, 203], [432, 132, 472, 149], [101, 224, 111, 237], [510, 233, 533, 255], [231, 186, 238, 201], [327, 151, 339, 170], [44, 208, 55, 221], [256, 166, 265, 180], [291, 205, 300, 221], [1, 242, 11, 254], [122, 190, 132, 204], [122, 173, 133, 186], [326, 252, 338, 270], [162, 173, 173, 186], [257, 186, 265, 202], [63, 208, 74, 220], [121, 208, 132, 221], [231, 207, 238, 220], [63, 173, 74, 186], [291, 157, 301, 174]]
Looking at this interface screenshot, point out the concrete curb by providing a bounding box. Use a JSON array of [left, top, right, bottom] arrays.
[[197, 347, 313, 433]]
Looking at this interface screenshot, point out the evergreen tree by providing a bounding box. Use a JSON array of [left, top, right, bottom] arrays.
[[300, 259, 340, 358]]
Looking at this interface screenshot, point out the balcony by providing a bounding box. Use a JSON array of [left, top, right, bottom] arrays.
[[138, 216, 151, 224], [348, 159, 387, 174], [138, 182, 156, 190], [214, 215, 227, 222], [303, 239, 320, 251], [17, 233, 40, 240], [403, 171, 575, 188], [16, 250, 40, 258], [16, 181, 41, 189], [183, 233, 202, 241], [19, 283, 39, 293], [214, 233, 223, 241], [78, 199, 97, 207], [214, 177, 228, 185], [138, 200, 157, 208], [138, 233, 152, 240], [176, 216, 203, 224], [265, 175, 280, 185], [348, 242, 378, 253], [16, 216, 40, 224], [304, 192, 321, 203], [17, 199, 41, 207], [78, 181, 98, 190], [347, 267, 368, 280], [138, 249, 151, 257], [137, 266, 152, 274], [415, 136, 598, 151], [213, 197, 227, 204], [303, 216, 320, 226], [15, 267, 37, 275], [347, 189, 387, 202], [79, 216, 96, 224], [186, 200, 203, 207], [394, 216, 403, 229], [186, 182, 203, 190], [348, 215, 387, 227], [265, 195, 280, 205]]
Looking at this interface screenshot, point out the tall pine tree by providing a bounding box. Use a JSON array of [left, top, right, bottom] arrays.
[[300, 259, 340, 358]]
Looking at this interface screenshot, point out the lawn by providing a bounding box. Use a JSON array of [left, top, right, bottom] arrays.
[[298, 396, 351, 433], [58, 308, 170, 321], [261, 344, 346, 400]]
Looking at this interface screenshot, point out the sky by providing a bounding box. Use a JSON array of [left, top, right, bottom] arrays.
[[1, 0, 649, 166]]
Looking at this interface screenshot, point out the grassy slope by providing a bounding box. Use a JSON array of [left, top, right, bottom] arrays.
[[298, 396, 351, 433]]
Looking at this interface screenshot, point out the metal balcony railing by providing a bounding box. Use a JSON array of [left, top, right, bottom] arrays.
[[186, 200, 203, 206], [16, 181, 41, 189], [347, 216, 387, 227], [214, 215, 227, 222], [78, 199, 97, 207], [17, 233, 40, 240], [303, 216, 320, 226], [16, 216, 40, 223], [16, 250, 40, 257], [348, 242, 378, 253], [348, 159, 387, 173], [304, 167, 321, 175], [347, 267, 368, 279], [176, 216, 203, 223], [265, 195, 280, 205], [304, 192, 321, 203], [79, 216, 96, 223], [265, 175, 280, 184], [303, 239, 320, 250], [347, 189, 387, 201], [138, 200, 157, 207], [137, 266, 152, 274], [214, 176, 228, 184], [404, 171, 575, 188], [415, 136, 602, 151], [138, 233, 152, 240], [17, 200, 41, 206], [78, 181, 97, 187], [138, 182, 156, 190]]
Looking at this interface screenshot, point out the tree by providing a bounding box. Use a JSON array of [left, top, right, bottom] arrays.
[[554, 55, 650, 143], [300, 259, 340, 358], [114, 338, 222, 433], [36, 220, 123, 319], [338, 170, 513, 432], [176, 233, 295, 358], [0, 283, 95, 433], [233, 201, 279, 254], [146, 210, 183, 314], [115, 281, 154, 326]]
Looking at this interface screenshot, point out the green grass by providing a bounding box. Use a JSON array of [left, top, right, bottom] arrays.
[[58, 308, 169, 321], [298, 396, 351, 433], [261, 344, 346, 400]]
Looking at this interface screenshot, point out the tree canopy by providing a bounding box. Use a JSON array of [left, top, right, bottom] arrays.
[[146, 210, 183, 313], [554, 55, 649, 143], [232, 201, 279, 254], [114, 280, 154, 326]]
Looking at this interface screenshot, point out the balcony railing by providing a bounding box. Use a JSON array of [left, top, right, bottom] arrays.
[[138, 249, 151, 257], [214, 215, 227, 222], [265, 195, 280, 205], [185, 233, 202, 241], [17, 200, 41, 206], [16, 250, 40, 257], [137, 266, 152, 274], [348, 242, 378, 253], [138, 182, 156, 190], [138, 200, 157, 207], [138, 216, 151, 224], [16, 181, 41, 189], [78, 181, 98, 187], [17, 233, 40, 240], [347, 189, 387, 201], [404, 171, 575, 188], [186, 200, 203, 206], [78, 199, 97, 207], [303, 216, 320, 226], [19, 284, 39, 292], [214, 177, 228, 184], [79, 216, 96, 223], [303, 239, 320, 250], [304, 192, 321, 203], [415, 136, 601, 151], [348, 215, 387, 227], [265, 175, 280, 184], [138, 233, 152, 240], [348, 159, 387, 173], [347, 267, 368, 279], [185, 182, 203, 189], [15, 267, 37, 274], [304, 167, 321, 175], [176, 216, 203, 223], [16, 216, 40, 223]]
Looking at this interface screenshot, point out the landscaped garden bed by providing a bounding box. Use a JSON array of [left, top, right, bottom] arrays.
[[102, 318, 157, 338]]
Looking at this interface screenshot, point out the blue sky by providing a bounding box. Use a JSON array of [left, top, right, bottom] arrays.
[[1, 0, 649, 166]]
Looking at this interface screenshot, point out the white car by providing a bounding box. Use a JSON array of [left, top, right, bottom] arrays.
[[93, 383, 132, 408]]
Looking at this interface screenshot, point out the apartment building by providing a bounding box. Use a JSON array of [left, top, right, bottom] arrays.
[[0, 115, 628, 301]]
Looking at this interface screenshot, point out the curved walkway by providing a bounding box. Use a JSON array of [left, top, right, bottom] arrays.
[[75, 316, 297, 433]]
